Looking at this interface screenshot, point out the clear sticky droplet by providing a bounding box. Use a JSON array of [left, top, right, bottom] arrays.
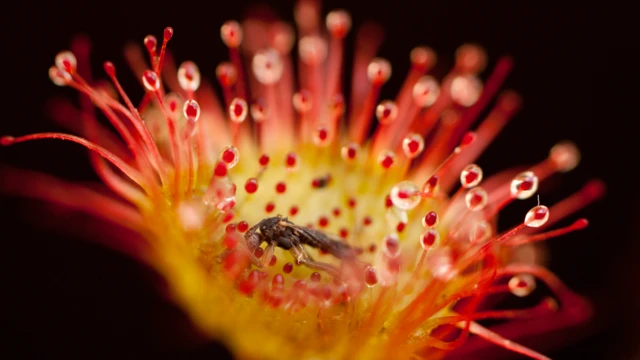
[[421, 176, 439, 197], [252, 48, 284, 85], [469, 221, 492, 244], [221, 20, 243, 48], [142, 70, 160, 91], [298, 36, 328, 66], [410, 46, 436, 70], [367, 58, 391, 84], [177, 61, 201, 92], [377, 150, 395, 169], [455, 44, 487, 74], [341, 143, 359, 162], [402, 133, 425, 159], [508, 273, 536, 297], [426, 248, 457, 281], [220, 145, 240, 169], [216, 62, 238, 87], [293, 90, 312, 113], [164, 92, 184, 115], [183, 99, 201, 122], [460, 164, 483, 188], [313, 126, 332, 147], [450, 75, 483, 107], [420, 229, 440, 249], [250, 99, 268, 123], [550, 141, 580, 172], [49, 66, 71, 86], [382, 233, 401, 258], [182, 99, 201, 138], [422, 211, 439, 228], [326, 10, 351, 38], [55, 50, 77, 75], [270, 22, 295, 54], [465, 186, 488, 211], [510, 171, 539, 199], [229, 98, 248, 123], [364, 266, 378, 287], [375, 100, 398, 124], [525, 205, 549, 228], [413, 76, 440, 107], [390, 181, 421, 210]]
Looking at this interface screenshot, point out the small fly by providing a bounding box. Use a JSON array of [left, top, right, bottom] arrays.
[[244, 215, 356, 277]]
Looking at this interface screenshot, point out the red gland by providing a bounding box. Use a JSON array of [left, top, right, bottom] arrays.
[[237, 221, 249, 233], [265, 202, 275, 213], [310, 272, 321, 282], [289, 206, 299, 216], [245, 178, 258, 194], [364, 266, 378, 287], [268, 255, 277, 267], [283, 262, 293, 274], [285, 152, 298, 168], [259, 154, 270, 166], [214, 162, 228, 177], [423, 211, 438, 227], [275, 181, 287, 194]]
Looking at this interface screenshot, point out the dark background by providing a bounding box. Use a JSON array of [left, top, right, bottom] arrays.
[[2, 0, 638, 359]]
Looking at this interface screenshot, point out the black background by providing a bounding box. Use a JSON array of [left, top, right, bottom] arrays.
[[2, 0, 638, 359]]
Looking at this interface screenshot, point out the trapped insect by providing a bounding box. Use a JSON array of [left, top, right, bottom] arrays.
[[244, 215, 357, 277]]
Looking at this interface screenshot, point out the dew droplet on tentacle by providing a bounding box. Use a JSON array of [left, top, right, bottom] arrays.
[[142, 70, 161, 91], [525, 205, 549, 228], [250, 99, 268, 123], [341, 143, 359, 162], [229, 98, 248, 123], [402, 133, 425, 159], [299, 35, 328, 66], [460, 164, 483, 188], [455, 44, 487, 74], [382, 234, 401, 258], [367, 58, 392, 85], [182, 99, 201, 138], [55, 50, 77, 75], [293, 90, 313, 113], [412, 76, 440, 107], [376, 100, 398, 124], [410, 46, 437, 71], [510, 171, 539, 199], [450, 74, 483, 107], [221, 20, 243, 48], [390, 181, 421, 210], [420, 229, 440, 249], [508, 273, 536, 297], [378, 150, 395, 169], [220, 145, 239, 168], [550, 141, 580, 172], [252, 48, 284, 85], [49, 66, 72, 86], [470, 221, 492, 244], [364, 266, 378, 287], [177, 61, 201, 92], [216, 62, 238, 87], [422, 211, 439, 228], [326, 10, 351, 38], [465, 187, 488, 211], [421, 175, 439, 197]]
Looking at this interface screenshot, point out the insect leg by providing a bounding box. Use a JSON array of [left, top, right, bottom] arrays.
[[289, 243, 341, 278], [261, 242, 276, 267]]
